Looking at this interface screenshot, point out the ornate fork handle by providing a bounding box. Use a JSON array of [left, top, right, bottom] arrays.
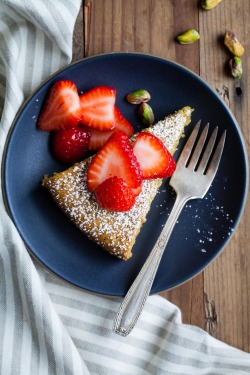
[[113, 192, 190, 336]]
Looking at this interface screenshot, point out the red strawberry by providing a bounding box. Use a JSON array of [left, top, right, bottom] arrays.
[[37, 80, 82, 131], [80, 86, 116, 131], [82, 126, 114, 152], [133, 132, 176, 179], [82, 106, 134, 151], [131, 184, 142, 196], [114, 106, 134, 138], [51, 126, 91, 164], [87, 131, 142, 192], [94, 176, 136, 212]]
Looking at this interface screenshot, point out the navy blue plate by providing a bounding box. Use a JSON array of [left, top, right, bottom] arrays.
[[3, 53, 248, 296]]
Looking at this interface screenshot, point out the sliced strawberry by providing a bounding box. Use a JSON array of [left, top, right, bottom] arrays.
[[80, 86, 116, 131], [81, 126, 114, 151], [82, 106, 134, 151], [37, 80, 82, 131], [94, 176, 136, 212], [114, 106, 134, 138], [131, 184, 142, 196], [51, 125, 91, 164], [133, 132, 176, 179], [87, 131, 142, 192]]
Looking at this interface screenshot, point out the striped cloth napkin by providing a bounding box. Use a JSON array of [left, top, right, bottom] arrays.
[[0, 1, 250, 374]]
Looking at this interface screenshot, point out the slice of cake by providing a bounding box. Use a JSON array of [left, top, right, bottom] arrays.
[[42, 106, 192, 260]]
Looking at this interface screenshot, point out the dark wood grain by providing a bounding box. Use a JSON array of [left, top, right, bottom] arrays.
[[72, 0, 250, 352]]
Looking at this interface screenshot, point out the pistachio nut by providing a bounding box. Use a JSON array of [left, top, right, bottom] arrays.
[[201, 0, 222, 10], [224, 31, 244, 57], [229, 57, 242, 79], [176, 29, 200, 45], [126, 89, 151, 104], [138, 103, 154, 127]]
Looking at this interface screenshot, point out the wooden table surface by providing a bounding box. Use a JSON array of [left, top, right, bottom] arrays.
[[73, 0, 250, 352]]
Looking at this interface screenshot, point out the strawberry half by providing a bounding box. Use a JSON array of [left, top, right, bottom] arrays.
[[37, 80, 82, 131], [87, 131, 142, 192], [133, 132, 176, 179], [82, 106, 134, 151], [80, 86, 116, 131], [94, 176, 136, 212], [51, 125, 91, 164]]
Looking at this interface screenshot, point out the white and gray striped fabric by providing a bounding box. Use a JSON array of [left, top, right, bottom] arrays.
[[0, 1, 250, 374]]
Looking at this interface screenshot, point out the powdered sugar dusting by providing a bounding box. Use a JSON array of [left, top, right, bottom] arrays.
[[146, 107, 192, 150], [156, 186, 234, 254], [43, 161, 161, 260], [42, 107, 192, 260]]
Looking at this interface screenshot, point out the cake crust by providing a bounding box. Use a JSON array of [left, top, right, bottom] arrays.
[[42, 107, 192, 260]]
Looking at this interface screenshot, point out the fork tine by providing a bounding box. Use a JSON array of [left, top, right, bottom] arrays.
[[188, 123, 209, 170], [197, 126, 218, 173], [206, 130, 226, 181], [176, 120, 201, 168]]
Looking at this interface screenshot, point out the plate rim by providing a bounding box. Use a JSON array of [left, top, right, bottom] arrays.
[[2, 52, 249, 296]]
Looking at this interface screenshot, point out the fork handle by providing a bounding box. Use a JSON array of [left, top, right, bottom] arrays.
[[113, 193, 189, 336]]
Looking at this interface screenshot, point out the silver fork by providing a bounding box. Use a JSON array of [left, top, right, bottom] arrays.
[[113, 121, 226, 336]]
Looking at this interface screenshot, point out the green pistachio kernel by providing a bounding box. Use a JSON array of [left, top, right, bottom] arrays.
[[138, 103, 154, 127], [229, 56, 243, 79], [201, 0, 222, 10], [126, 89, 151, 105], [176, 29, 200, 45]]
